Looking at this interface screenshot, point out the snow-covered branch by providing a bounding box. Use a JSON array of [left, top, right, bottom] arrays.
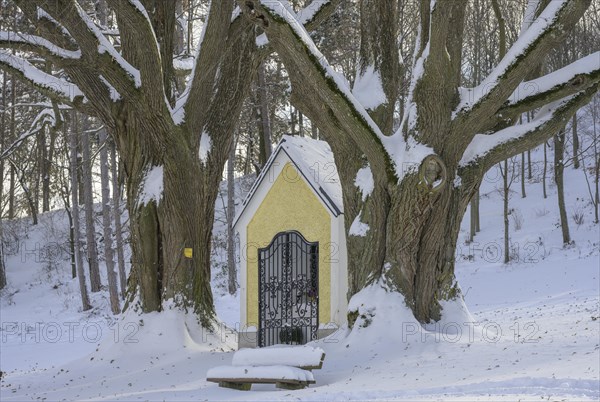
[[454, 0, 591, 129], [297, 0, 340, 31], [498, 52, 600, 117], [237, 0, 400, 182], [0, 108, 56, 160], [182, 1, 236, 128], [0, 31, 81, 61], [106, 0, 166, 101], [0, 51, 85, 105], [460, 84, 598, 173], [25, 0, 141, 100]]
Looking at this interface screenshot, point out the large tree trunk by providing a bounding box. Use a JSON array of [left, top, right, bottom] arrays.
[[120, 121, 216, 323], [119, 16, 258, 319]]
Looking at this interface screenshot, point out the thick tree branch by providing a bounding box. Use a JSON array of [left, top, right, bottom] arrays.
[[412, 1, 467, 151], [297, 0, 341, 32], [33, 0, 141, 100], [14, 0, 79, 51], [9, 0, 116, 120], [107, 0, 167, 109], [183, 1, 235, 132], [238, 0, 397, 183], [453, 0, 591, 135], [0, 51, 85, 106], [356, 0, 400, 134], [0, 32, 81, 63], [460, 83, 598, 177], [498, 51, 600, 117]]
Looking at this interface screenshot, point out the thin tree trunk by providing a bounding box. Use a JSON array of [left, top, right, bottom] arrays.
[[257, 62, 272, 167], [543, 141, 548, 199], [554, 130, 571, 245], [0, 71, 5, 217], [527, 150, 532, 180], [310, 123, 318, 139], [572, 114, 580, 169], [75, 116, 85, 205], [227, 136, 236, 295], [66, 203, 76, 278], [69, 117, 91, 311], [0, 219, 6, 289], [290, 104, 296, 135], [593, 105, 599, 223], [8, 76, 15, 219], [110, 138, 127, 298], [502, 160, 510, 264], [99, 129, 120, 314], [521, 152, 526, 198], [11, 161, 38, 225], [469, 190, 480, 242], [42, 117, 58, 213], [41, 127, 50, 212], [81, 116, 101, 291]]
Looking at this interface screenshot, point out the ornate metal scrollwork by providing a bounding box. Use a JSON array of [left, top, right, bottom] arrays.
[[258, 231, 319, 347]]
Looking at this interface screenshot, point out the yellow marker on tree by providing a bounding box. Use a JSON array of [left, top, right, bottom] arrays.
[[184, 248, 193, 259]]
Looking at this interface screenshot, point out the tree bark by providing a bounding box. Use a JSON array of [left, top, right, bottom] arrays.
[[110, 138, 127, 298], [69, 116, 91, 311], [80, 116, 102, 292], [227, 136, 236, 295], [554, 130, 571, 245], [502, 160, 510, 264], [99, 129, 120, 314], [237, 0, 596, 324], [8, 76, 15, 219], [521, 152, 526, 198], [572, 114, 580, 169], [0, 221, 6, 289], [543, 141, 548, 199]]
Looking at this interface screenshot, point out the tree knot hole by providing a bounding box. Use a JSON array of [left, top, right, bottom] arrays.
[[418, 155, 447, 194]]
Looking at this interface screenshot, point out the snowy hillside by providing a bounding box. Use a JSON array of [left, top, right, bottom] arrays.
[[1, 147, 599, 401]]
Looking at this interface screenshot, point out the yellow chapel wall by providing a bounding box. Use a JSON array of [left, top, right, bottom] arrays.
[[246, 162, 331, 327]]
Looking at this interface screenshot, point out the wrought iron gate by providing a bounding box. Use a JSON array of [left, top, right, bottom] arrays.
[[258, 231, 319, 347]]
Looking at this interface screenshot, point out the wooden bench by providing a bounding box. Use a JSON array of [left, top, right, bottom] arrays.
[[207, 346, 326, 391]]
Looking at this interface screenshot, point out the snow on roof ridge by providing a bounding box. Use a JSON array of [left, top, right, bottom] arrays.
[[233, 135, 343, 228]]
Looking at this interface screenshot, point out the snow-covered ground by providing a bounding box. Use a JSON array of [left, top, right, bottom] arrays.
[[1, 147, 599, 401]]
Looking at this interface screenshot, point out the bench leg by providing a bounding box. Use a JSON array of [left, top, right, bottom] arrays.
[[276, 382, 307, 390], [219, 381, 251, 391]]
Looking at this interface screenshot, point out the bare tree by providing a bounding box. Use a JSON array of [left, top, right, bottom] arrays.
[[227, 135, 237, 296], [99, 128, 120, 314], [0, 218, 6, 289], [80, 115, 101, 291], [554, 129, 572, 245], [499, 158, 518, 263], [110, 138, 127, 298], [68, 114, 91, 311]]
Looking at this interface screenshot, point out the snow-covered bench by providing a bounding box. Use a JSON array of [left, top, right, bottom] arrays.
[[207, 346, 326, 390]]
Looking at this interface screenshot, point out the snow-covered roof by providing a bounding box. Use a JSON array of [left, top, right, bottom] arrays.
[[233, 135, 343, 228]]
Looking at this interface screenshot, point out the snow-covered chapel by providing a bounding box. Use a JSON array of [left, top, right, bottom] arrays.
[[233, 136, 348, 348]]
